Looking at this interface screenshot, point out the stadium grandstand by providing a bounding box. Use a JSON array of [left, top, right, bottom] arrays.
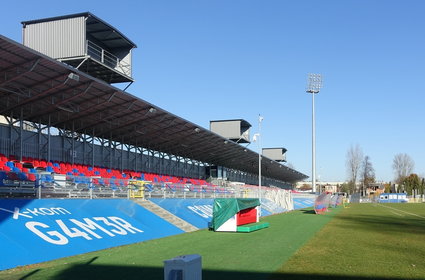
[[0, 13, 307, 196], [0, 12, 314, 271]]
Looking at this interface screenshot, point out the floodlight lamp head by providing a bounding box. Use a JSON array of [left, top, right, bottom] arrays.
[[259, 115, 264, 123], [148, 107, 157, 113], [68, 72, 80, 81], [57, 105, 74, 113], [306, 73, 322, 94]]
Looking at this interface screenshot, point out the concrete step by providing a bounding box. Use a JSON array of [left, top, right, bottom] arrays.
[[133, 199, 199, 232]]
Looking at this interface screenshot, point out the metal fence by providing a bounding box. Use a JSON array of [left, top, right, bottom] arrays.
[[0, 171, 235, 199], [0, 171, 295, 210]]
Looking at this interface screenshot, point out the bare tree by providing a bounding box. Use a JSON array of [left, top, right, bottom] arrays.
[[392, 153, 414, 184], [361, 155, 375, 195], [346, 144, 363, 193]]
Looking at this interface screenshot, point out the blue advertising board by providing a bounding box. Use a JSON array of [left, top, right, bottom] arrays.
[[293, 197, 315, 209], [149, 198, 214, 229], [0, 199, 184, 271], [149, 198, 279, 229]]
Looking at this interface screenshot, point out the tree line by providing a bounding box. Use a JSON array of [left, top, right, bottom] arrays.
[[342, 144, 424, 196]]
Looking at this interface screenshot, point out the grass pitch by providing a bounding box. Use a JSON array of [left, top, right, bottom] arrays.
[[1, 203, 425, 280], [272, 203, 425, 280]]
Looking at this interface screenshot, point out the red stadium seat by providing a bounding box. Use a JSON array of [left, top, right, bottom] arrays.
[[27, 174, 36, 182]]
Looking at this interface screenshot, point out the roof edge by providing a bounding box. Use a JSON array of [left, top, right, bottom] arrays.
[[21, 12, 137, 48]]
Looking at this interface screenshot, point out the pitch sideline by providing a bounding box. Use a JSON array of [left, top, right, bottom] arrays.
[[377, 203, 425, 219]]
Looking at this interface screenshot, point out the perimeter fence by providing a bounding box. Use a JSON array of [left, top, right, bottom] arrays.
[[0, 170, 295, 211]]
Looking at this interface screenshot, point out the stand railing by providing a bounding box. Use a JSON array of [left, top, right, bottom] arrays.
[[86, 40, 131, 77]]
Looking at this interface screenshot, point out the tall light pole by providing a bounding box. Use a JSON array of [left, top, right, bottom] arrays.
[[253, 114, 264, 215], [258, 115, 263, 208], [306, 73, 322, 193]]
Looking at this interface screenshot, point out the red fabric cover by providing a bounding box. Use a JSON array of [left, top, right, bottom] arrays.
[[236, 207, 257, 226]]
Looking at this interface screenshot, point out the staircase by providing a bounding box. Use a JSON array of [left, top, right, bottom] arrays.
[[133, 199, 199, 232]]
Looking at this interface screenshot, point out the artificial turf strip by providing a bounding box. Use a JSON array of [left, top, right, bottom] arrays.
[[0, 207, 339, 280], [271, 203, 425, 280], [236, 222, 270, 232]]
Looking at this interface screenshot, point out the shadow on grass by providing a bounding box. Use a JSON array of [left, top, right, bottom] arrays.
[[19, 269, 41, 280], [47, 263, 424, 280], [300, 209, 316, 214], [334, 214, 425, 235]]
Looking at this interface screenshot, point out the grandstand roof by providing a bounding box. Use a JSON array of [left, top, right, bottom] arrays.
[[0, 35, 307, 183]]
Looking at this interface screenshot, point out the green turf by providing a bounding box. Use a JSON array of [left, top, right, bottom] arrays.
[[0, 208, 338, 280], [271, 203, 425, 280]]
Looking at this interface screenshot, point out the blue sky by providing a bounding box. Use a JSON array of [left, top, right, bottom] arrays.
[[2, 0, 424, 182]]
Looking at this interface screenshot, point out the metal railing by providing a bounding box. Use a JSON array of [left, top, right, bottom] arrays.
[[0, 171, 296, 212], [86, 40, 131, 77], [0, 171, 235, 199]]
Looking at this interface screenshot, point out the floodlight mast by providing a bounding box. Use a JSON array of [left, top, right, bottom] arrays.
[[252, 114, 264, 216], [258, 115, 263, 216], [306, 73, 322, 193]]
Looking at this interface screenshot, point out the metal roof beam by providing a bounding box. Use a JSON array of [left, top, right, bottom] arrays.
[[25, 81, 93, 119], [118, 116, 182, 142], [144, 125, 201, 153], [51, 90, 120, 127], [0, 73, 70, 115], [0, 58, 40, 87], [0, 68, 67, 100], [74, 102, 155, 133]]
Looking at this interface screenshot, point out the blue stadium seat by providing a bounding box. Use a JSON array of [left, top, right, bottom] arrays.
[[0, 171, 7, 186], [17, 172, 28, 181], [12, 167, 21, 173], [6, 172, 20, 181]]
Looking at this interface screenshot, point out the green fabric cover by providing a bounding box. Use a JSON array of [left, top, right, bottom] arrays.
[[212, 198, 260, 231]]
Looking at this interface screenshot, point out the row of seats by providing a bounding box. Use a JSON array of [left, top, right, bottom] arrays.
[[0, 154, 212, 187], [0, 171, 36, 183], [163, 183, 228, 194]]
